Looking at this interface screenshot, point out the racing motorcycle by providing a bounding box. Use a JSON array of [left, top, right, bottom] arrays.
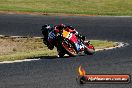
[[42, 27, 95, 57]]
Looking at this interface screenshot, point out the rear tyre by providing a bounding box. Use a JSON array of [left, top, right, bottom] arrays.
[[58, 51, 65, 58], [61, 39, 77, 57]]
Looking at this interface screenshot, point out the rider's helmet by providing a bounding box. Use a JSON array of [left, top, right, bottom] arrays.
[[41, 24, 52, 32]]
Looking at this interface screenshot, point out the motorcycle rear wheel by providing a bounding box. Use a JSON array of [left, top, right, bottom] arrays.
[[61, 39, 77, 57]]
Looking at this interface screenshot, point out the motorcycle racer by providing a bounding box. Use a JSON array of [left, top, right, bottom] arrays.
[[41, 24, 86, 56], [55, 24, 86, 51]]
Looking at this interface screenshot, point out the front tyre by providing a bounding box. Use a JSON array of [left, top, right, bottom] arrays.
[[84, 43, 95, 55]]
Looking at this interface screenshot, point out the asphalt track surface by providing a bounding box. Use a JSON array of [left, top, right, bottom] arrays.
[[0, 14, 132, 88]]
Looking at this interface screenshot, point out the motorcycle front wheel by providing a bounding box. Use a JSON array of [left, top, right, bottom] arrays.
[[84, 42, 95, 55]]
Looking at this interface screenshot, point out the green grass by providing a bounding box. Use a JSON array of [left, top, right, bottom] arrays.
[[0, 0, 132, 15], [0, 50, 57, 62], [90, 40, 117, 49], [0, 37, 117, 61]]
